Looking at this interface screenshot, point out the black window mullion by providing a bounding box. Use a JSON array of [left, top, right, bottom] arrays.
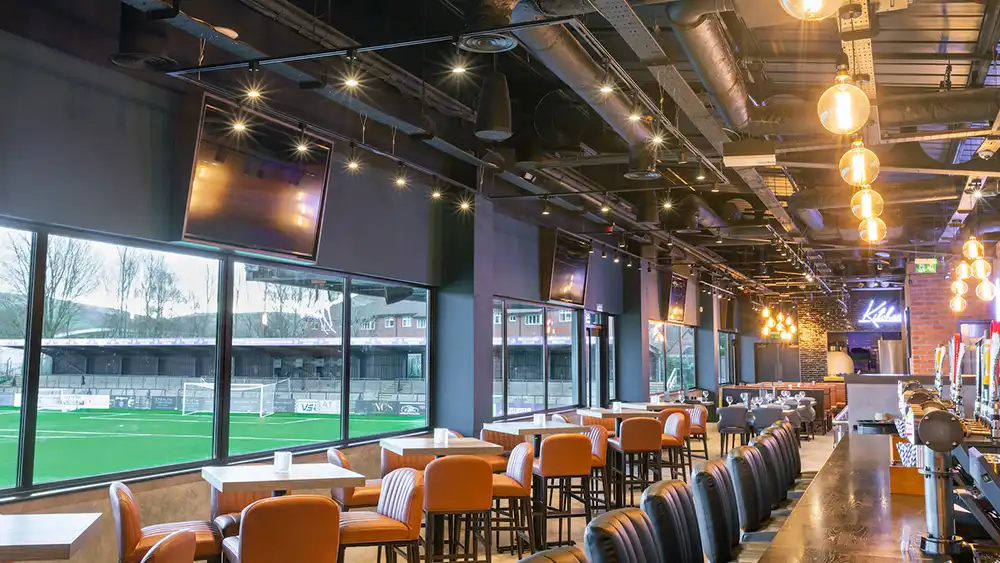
[[16, 231, 47, 489], [213, 258, 235, 462], [341, 277, 352, 441], [501, 300, 508, 417], [543, 307, 549, 411]]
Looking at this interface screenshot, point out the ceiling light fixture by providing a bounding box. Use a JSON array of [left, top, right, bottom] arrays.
[[973, 257, 992, 280], [614, 252, 621, 264], [346, 143, 361, 172], [817, 56, 870, 135], [850, 185, 884, 220], [950, 294, 968, 313], [859, 217, 887, 244], [542, 198, 551, 216], [458, 198, 473, 213], [779, 0, 841, 21], [601, 249, 607, 259], [696, 166, 706, 181], [978, 280, 997, 301], [956, 261, 973, 280], [296, 142, 309, 153], [964, 234, 985, 260], [246, 87, 262, 100], [600, 197, 610, 214], [840, 139, 880, 187], [231, 120, 247, 132]]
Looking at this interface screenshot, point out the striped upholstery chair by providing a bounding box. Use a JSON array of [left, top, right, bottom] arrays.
[[110, 482, 222, 563], [339, 468, 424, 563], [210, 488, 271, 538], [327, 448, 382, 510], [480, 428, 527, 472]]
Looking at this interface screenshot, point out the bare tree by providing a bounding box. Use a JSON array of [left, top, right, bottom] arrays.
[[136, 254, 184, 337], [106, 246, 141, 337], [0, 232, 32, 337], [42, 238, 102, 337]]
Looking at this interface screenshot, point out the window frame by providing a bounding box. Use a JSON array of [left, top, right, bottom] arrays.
[[0, 217, 433, 497], [401, 316, 412, 328], [416, 317, 426, 329], [384, 317, 395, 329], [523, 313, 543, 326]]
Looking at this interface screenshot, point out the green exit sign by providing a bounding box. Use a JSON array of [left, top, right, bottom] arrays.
[[915, 258, 937, 274]]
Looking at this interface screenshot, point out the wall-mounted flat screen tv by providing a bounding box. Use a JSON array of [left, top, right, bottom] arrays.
[[541, 230, 590, 306], [182, 101, 331, 261], [719, 297, 736, 331], [666, 273, 688, 323]]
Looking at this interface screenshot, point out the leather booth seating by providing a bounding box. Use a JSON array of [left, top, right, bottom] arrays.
[[690, 461, 769, 563], [140, 530, 196, 563], [222, 495, 340, 563], [639, 481, 703, 563], [110, 482, 223, 563], [582, 508, 660, 563], [517, 546, 588, 563]]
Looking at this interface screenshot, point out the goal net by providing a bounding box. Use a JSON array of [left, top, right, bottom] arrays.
[[182, 381, 279, 417], [38, 388, 80, 411]]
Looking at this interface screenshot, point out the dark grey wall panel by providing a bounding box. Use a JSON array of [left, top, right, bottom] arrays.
[[586, 249, 624, 315], [492, 213, 541, 302]]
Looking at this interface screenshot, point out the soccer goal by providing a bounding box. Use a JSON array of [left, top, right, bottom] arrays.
[[37, 388, 79, 412], [182, 381, 279, 417]]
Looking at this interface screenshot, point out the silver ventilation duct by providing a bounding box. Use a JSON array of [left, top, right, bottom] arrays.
[[788, 181, 963, 212]]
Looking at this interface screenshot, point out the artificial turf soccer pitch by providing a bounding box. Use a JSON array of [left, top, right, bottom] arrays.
[[0, 409, 424, 486]]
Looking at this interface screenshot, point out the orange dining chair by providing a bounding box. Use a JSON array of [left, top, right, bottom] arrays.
[[110, 482, 223, 563], [656, 408, 692, 475], [479, 428, 525, 472], [210, 489, 271, 538], [339, 467, 424, 563], [140, 530, 196, 563], [327, 447, 382, 510], [688, 405, 709, 460], [608, 418, 662, 507], [660, 413, 688, 482], [222, 495, 339, 563], [580, 415, 616, 437], [424, 456, 494, 563], [532, 434, 593, 549], [586, 425, 611, 511], [491, 442, 535, 558]]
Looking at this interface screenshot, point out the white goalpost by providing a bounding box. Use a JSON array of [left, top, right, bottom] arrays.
[[181, 380, 280, 417]]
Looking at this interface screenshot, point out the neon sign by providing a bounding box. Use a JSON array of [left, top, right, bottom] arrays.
[[858, 300, 902, 328]]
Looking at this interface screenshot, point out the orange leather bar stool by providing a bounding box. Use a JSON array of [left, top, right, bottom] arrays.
[[339, 467, 424, 563], [688, 405, 709, 460], [222, 495, 339, 563], [660, 412, 689, 482], [656, 408, 692, 475], [608, 418, 663, 507], [585, 425, 611, 512], [580, 415, 616, 437], [424, 455, 494, 563], [327, 447, 382, 510], [480, 429, 525, 472], [210, 489, 271, 538], [140, 530, 196, 563], [490, 442, 535, 558], [531, 434, 594, 550], [110, 482, 223, 563]]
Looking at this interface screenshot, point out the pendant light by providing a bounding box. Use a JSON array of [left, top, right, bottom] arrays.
[[766, 317, 776, 329], [977, 280, 997, 301], [817, 57, 870, 135], [761, 307, 771, 319], [972, 257, 992, 281], [963, 234, 985, 260], [760, 326, 769, 338], [956, 261, 973, 280], [858, 217, 887, 244], [950, 294, 968, 314], [850, 185, 884, 220], [840, 140, 880, 187], [951, 279, 969, 296], [779, 0, 841, 21]]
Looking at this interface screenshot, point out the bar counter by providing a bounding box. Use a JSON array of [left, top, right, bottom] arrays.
[[758, 433, 940, 562]]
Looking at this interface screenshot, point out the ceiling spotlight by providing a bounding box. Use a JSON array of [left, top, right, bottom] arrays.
[[451, 63, 467, 75], [626, 258, 633, 268], [696, 166, 706, 181], [628, 112, 642, 123], [715, 233, 723, 244], [346, 143, 361, 172], [589, 246, 595, 254], [650, 135, 664, 145], [599, 82, 614, 95], [394, 163, 408, 188], [296, 142, 309, 153], [542, 199, 551, 216], [647, 263, 652, 273], [232, 120, 247, 132], [805, 273, 814, 281], [601, 250, 608, 259], [600, 199, 610, 214], [975, 190, 984, 199], [677, 151, 689, 165], [245, 88, 262, 100], [613, 252, 621, 264], [430, 189, 442, 199], [619, 235, 626, 249], [710, 183, 719, 193], [458, 198, 473, 212]]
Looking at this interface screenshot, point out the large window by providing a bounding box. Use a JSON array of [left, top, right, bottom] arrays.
[[1, 226, 431, 491], [495, 299, 580, 417], [229, 263, 343, 456], [348, 279, 428, 439], [0, 227, 31, 489], [648, 320, 696, 396], [34, 236, 219, 483], [492, 299, 504, 417]]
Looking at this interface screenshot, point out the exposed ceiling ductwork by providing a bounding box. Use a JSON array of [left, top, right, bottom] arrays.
[[787, 180, 964, 212]]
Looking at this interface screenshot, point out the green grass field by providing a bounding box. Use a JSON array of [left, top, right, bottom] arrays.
[[0, 409, 425, 487]]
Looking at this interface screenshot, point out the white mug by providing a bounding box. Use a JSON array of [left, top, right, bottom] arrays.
[[651, 395, 662, 405], [274, 451, 292, 474], [612, 401, 622, 412], [433, 428, 449, 443], [533, 414, 547, 425]]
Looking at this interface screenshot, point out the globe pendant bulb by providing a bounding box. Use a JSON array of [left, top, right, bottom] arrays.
[[850, 186, 884, 219], [840, 140, 880, 187], [977, 280, 997, 301]]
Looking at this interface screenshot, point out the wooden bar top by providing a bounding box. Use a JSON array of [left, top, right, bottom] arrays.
[[759, 434, 938, 562]]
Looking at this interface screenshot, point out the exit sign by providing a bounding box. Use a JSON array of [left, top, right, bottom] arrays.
[[915, 258, 937, 274]]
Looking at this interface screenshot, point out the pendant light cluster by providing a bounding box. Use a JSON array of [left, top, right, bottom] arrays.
[[759, 305, 797, 341], [950, 235, 994, 313]]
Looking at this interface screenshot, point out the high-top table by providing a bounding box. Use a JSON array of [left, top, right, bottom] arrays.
[[379, 437, 502, 458], [577, 407, 661, 435], [0, 513, 101, 561], [201, 463, 365, 497], [483, 420, 588, 451]]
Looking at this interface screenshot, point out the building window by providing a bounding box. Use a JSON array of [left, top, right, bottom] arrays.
[[508, 315, 516, 323], [558, 310, 573, 323], [416, 318, 426, 329], [361, 320, 375, 331], [385, 317, 395, 329], [495, 299, 580, 417], [401, 317, 412, 328], [648, 320, 697, 397], [493, 312, 502, 325]]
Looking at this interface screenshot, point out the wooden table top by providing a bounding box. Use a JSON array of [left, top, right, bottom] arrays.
[[483, 420, 589, 436], [0, 513, 101, 561], [201, 463, 366, 493], [619, 402, 704, 411], [576, 407, 661, 419], [379, 437, 503, 456]]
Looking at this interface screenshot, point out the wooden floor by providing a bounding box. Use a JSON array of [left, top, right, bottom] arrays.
[[340, 423, 837, 563]]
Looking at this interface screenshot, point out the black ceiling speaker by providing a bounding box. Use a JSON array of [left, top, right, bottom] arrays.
[[624, 144, 662, 180], [110, 5, 178, 71], [475, 72, 513, 142]]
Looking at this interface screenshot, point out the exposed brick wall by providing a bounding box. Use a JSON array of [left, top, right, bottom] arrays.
[[907, 270, 991, 375]]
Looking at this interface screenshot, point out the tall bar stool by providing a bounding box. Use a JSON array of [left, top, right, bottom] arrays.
[[580, 415, 617, 437], [797, 400, 818, 440], [725, 446, 772, 534], [609, 418, 663, 507], [491, 442, 535, 558], [327, 448, 382, 511], [424, 456, 494, 563], [110, 482, 223, 563], [339, 467, 423, 563], [656, 408, 691, 475], [222, 495, 340, 563], [582, 508, 660, 563], [716, 406, 750, 457], [690, 461, 768, 563], [748, 434, 788, 506], [210, 489, 271, 538], [687, 405, 709, 460], [585, 425, 611, 512], [532, 434, 594, 549], [659, 413, 688, 482], [480, 429, 526, 473], [141, 531, 196, 563], [640, 480, 704, 563], [516, 546, 587, 563]]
